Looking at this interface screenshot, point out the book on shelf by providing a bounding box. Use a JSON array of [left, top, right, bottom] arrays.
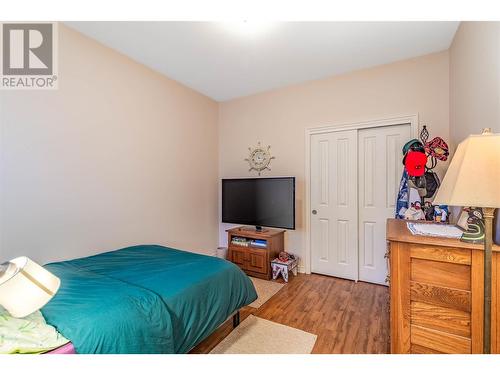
[[250, 240, 267, 248], [231, 242, 249, 247], [231, 237, 250, 247], [231, 237, 268, 248]]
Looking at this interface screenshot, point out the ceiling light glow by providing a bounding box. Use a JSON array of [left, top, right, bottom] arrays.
[[221, 21, 275, 36]]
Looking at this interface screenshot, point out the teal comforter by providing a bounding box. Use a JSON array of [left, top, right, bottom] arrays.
[[41, 245, 257, 354]]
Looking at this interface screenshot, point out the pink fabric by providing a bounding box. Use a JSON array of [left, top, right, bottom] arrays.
[[45, 342, 76, 354]]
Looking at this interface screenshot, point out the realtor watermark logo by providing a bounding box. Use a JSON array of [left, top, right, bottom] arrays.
[[1, 22, 58, 89]]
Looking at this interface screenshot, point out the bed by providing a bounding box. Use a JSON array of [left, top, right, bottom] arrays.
[[40, 245, 257, 354]]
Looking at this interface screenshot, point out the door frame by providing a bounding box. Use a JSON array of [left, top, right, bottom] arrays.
[[304, 114, 419, 274]]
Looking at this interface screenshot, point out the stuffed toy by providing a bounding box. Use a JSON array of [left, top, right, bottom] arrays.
[[433, 205, 449, 223], [403, 202, 426, 221], [278, 251, 295, 262]]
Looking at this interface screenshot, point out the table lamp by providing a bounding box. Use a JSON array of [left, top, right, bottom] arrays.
[[433, 128, 500, 354], [0, 256, 60, 318]]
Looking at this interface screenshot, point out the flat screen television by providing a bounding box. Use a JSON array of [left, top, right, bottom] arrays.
[[222, 177, 295, 230]]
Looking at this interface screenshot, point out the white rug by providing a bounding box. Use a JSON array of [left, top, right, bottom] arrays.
[[210, 315, 317, 354], [249, 277, 285, 308]]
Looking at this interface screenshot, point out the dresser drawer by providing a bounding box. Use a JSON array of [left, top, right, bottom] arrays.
[[390, 240, 475, 354], [408, 246, 472, 353], [411, 258, 471, 290]]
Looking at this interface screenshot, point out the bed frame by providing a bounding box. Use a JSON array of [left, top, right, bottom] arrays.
[[232, 311, 240, 328]]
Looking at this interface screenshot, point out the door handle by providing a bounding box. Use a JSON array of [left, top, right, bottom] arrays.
[[312, 210, 317, 215]]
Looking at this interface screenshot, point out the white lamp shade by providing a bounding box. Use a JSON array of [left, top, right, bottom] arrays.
[[0, 257, 60, 318], [433, 131, 500, 208]]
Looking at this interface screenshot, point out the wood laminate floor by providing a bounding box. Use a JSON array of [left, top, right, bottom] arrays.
[[191, 273, 389, 354]]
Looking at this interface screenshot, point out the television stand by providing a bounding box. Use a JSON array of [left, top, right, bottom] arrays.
[[226, 226, 285, 280]]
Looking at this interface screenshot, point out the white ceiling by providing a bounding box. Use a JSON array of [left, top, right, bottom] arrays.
[[67, 22, 459, 101]]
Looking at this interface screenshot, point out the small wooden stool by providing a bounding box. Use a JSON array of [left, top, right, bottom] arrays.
[[271, 257, 298, 282]]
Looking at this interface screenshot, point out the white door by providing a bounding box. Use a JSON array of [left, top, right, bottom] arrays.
[[358, 124, 411, 284], [310, 130, 358, 280]]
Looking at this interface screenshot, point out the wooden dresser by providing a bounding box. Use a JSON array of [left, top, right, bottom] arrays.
[[387, 218, 500, 354], [226, 226, 284, 280]]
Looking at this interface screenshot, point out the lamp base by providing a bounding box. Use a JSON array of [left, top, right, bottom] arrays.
[[483, 207, 495, 354]]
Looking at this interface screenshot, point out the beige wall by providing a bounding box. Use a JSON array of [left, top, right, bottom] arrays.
[[449, 22, 500, 145], [6, 24, 487, 268], [218, 51, 450, 269], [0, 24, 219, 264]]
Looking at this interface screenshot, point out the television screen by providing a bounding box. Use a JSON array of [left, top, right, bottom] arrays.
[[222, 177, 295, 230]]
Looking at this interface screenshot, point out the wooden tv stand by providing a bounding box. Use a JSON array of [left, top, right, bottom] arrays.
[[226, 226, 285, 280]]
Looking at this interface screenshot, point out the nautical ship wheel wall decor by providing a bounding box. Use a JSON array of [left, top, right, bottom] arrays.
[[245, 142, 275, 176]]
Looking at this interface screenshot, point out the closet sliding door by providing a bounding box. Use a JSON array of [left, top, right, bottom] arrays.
[[358, 125, 411, 284], [310, 123, 411, 284], [310, 130, 358, 280]]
